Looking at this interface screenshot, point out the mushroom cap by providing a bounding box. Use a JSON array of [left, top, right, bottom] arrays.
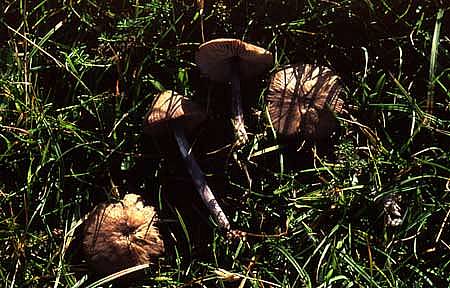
[[144, 90, 206, 136], [195, 38, 273, 82], [82, 194, 164, 278], [266, 64, 344, 138]]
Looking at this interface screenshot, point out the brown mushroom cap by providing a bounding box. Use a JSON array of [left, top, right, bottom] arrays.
[[144, 90, 206, 135], [266, 64, 344, 138], [82, 194, 164, 278], [195, 38, 273, 82]]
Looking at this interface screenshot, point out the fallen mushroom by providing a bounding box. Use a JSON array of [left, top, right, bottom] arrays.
[[196, 38, 273, 145], [266, 64, 344, 139], [144, 90, 231, 231], [82, 193, 164, 279]]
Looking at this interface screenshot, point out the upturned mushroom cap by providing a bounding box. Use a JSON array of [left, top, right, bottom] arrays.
[[195, 38, 273, 82], [266, 64, 344, 138], [144, 90, 206, 135], [82, 194, 164, 278]]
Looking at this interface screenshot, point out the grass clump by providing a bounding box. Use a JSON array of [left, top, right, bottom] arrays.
[[1, 0, 449, 287]]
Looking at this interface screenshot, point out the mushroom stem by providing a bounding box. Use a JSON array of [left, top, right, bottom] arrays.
[[231, 60, 248, 145], [171, 122, 231, 231]]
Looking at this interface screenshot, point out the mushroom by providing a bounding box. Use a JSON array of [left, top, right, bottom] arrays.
[[195, 38, 273, 145], [144, 90, 231, 231], [82, 193, 164, 279], [266, 64, 344, 139]]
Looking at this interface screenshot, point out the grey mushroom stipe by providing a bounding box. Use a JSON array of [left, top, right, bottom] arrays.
[[145, 91, 231, 231], [196, 38, 273, 146], [230, 59, 247, 145], [172, 123, 231, 230]]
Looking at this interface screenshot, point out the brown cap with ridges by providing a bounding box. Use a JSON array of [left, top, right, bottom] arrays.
[[267, 64, 344, 138], [82, 194, 164, 278], [144, 90, 206, 135], [195, 38, 273, 82]]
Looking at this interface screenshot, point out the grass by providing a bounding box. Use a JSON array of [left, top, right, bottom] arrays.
[[1, 0, 450, 287]]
